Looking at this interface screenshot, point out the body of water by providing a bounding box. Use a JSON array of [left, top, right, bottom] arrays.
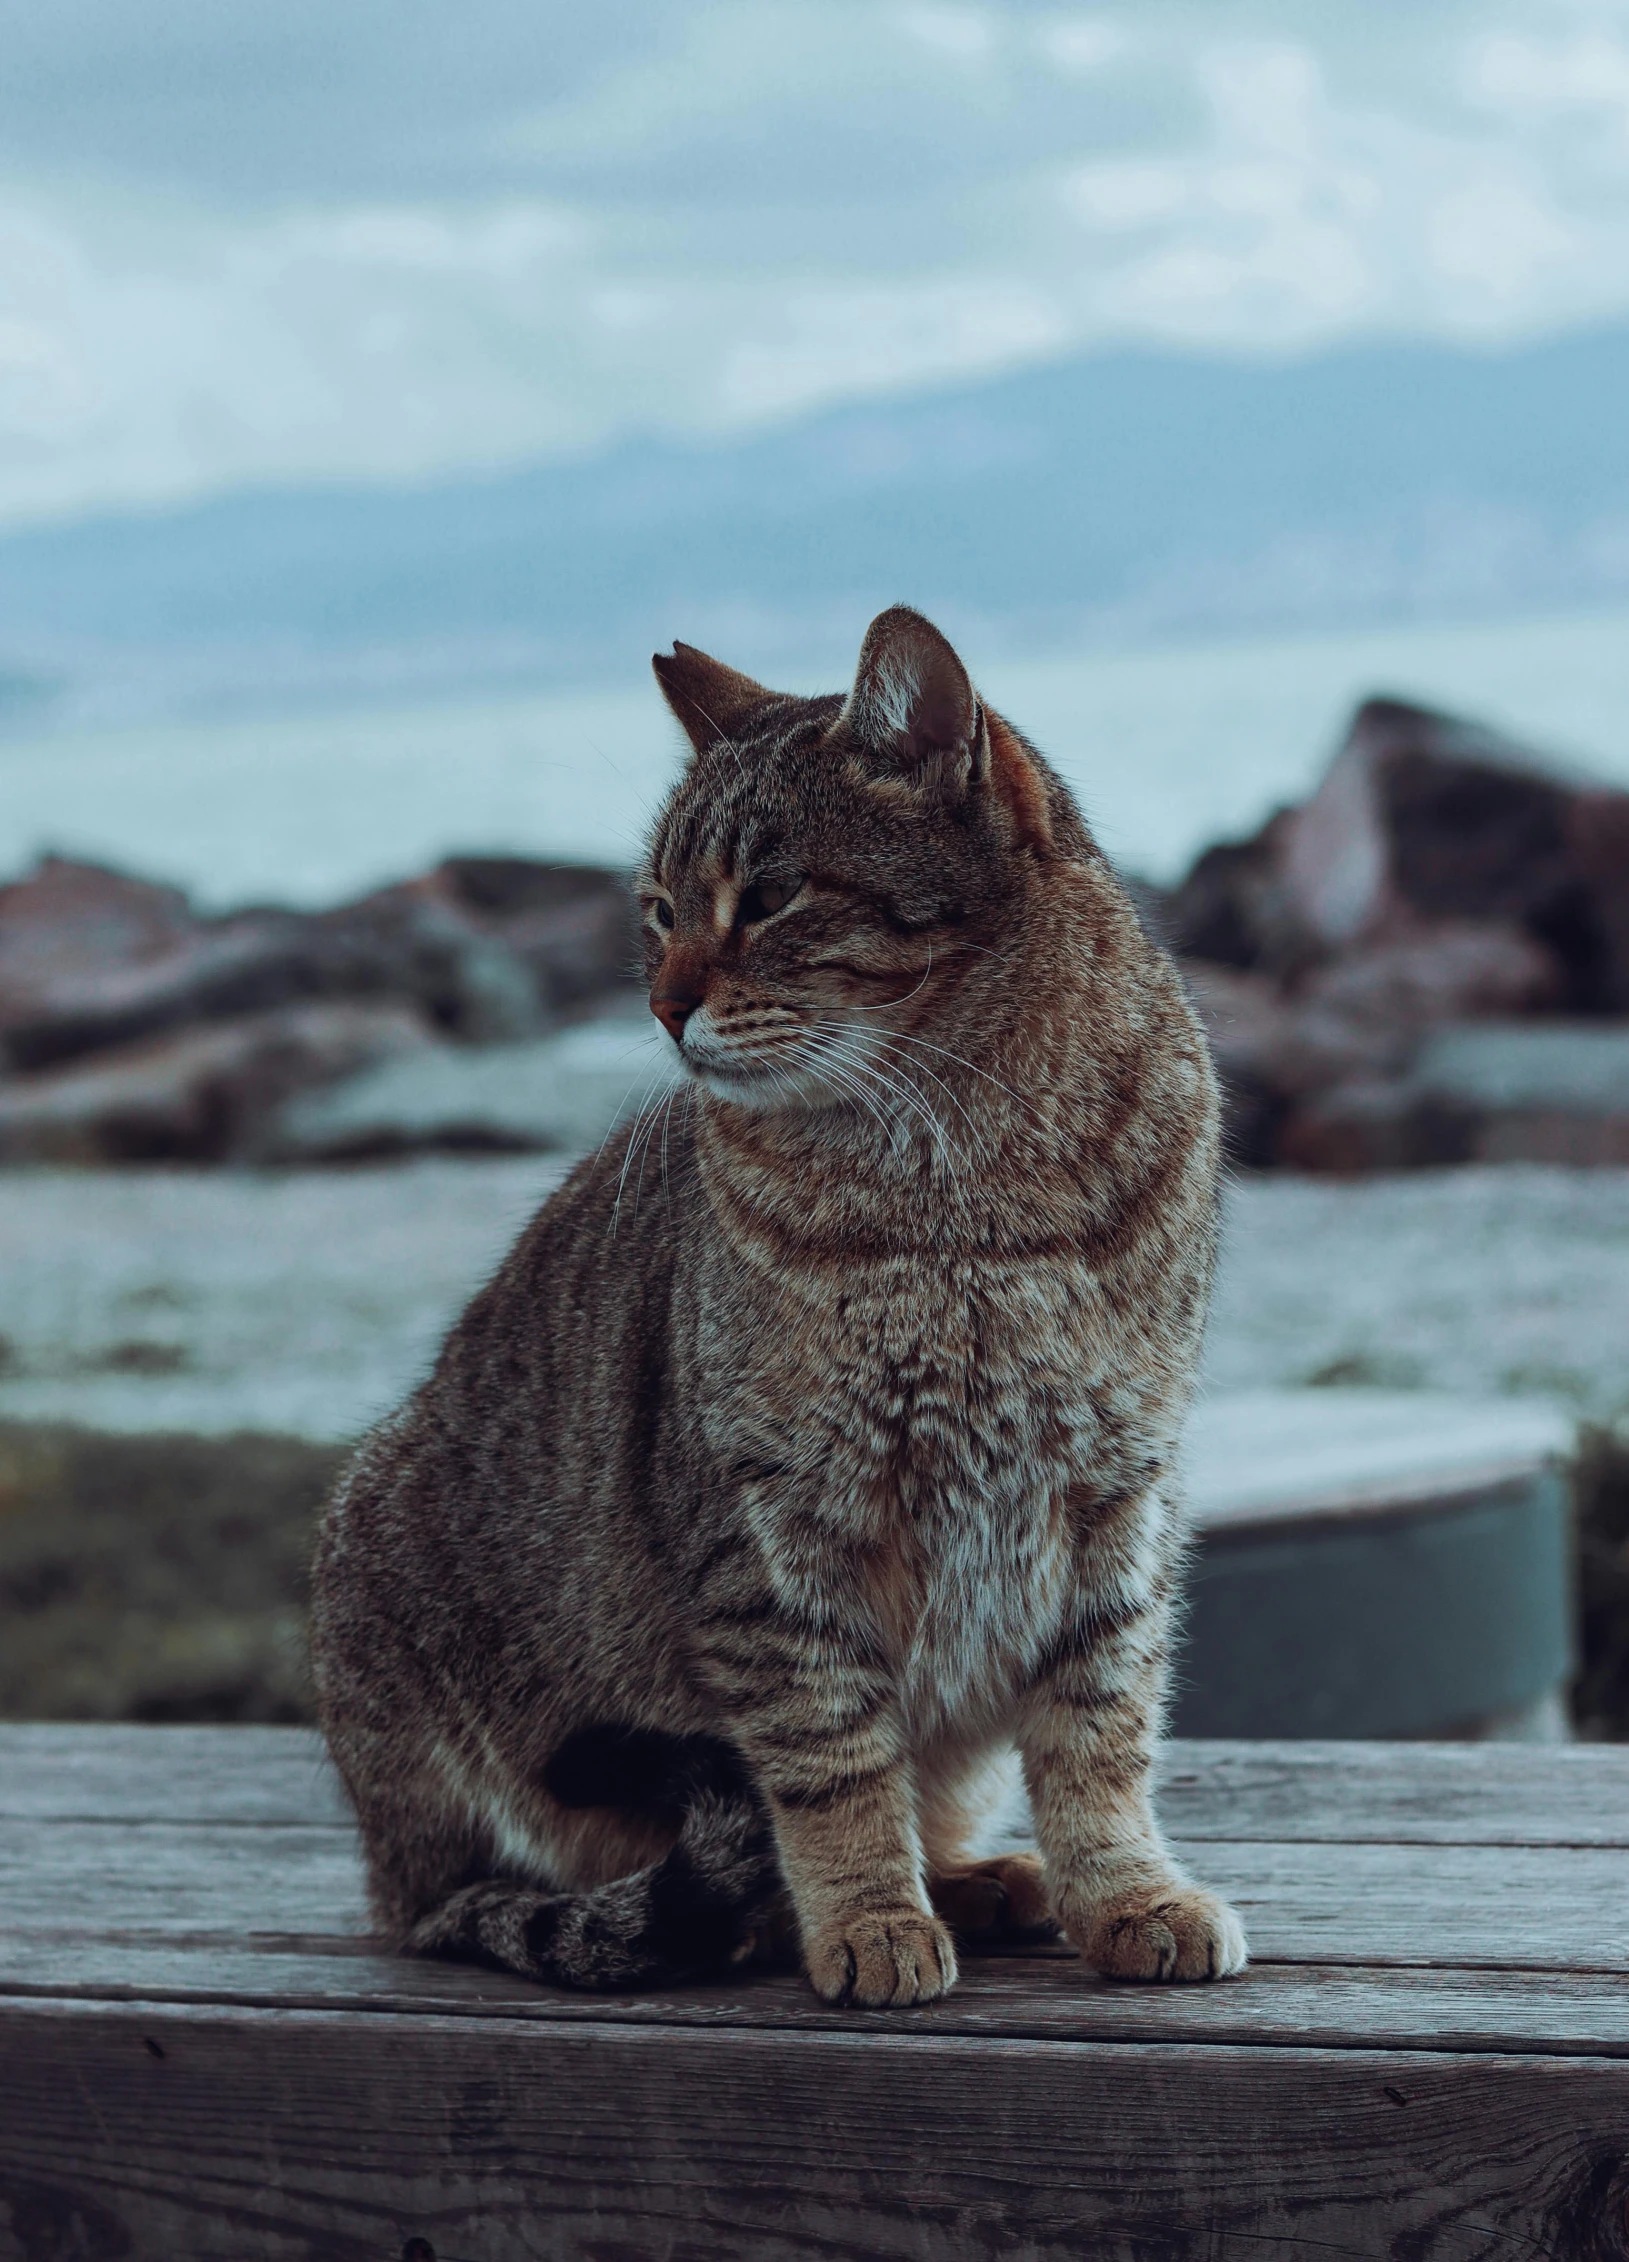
[[5, 603, 1628, 905]]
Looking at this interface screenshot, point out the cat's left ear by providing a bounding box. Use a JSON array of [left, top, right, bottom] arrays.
[[841, 607, 989, 796], [652, 642, 774, 758]]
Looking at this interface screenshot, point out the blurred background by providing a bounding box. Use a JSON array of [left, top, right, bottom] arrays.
[[1, 0, 1626, 1741]]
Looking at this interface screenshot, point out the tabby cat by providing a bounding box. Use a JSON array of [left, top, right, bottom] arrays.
[[311, 605, 1246, 2006]]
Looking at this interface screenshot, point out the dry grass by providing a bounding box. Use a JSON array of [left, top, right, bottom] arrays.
[[0, 1423, 341, 1721], [4, 1415, 1628, 1736]]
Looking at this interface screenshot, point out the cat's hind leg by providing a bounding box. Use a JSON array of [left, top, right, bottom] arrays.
[[917, 1749, 1059, 1947], [929, 1854, 1059, 1945], [405, 1767, 781, 1992]]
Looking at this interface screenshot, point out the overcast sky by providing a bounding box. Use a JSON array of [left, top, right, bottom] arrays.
[[5, 0, 1629, 530]]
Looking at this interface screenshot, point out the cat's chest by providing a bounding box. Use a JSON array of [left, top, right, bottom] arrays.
[[738, 1263, 1101, 1723], [772, 1260, 1098, 1497]]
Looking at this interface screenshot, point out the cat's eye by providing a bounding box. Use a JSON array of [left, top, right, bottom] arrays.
[[651, 899, 675, 930], [736, 876, 802, 926]]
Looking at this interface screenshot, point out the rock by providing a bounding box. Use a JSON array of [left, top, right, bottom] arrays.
[[1295, 921, 1564, 1028], [1569, 789, 1629, 1015], [1163, 810, 1302, 971], [270, 1007, 681, 1161], [1167, 698, 1629, 1168], [1192, 927, 1572, 1172], [0, 854, 641, 1073], [1184, 961, 1398, 1167], [1276, 1077, 1476, 1174], [1281, 1022, 1629, 1172], [1164, 699, 1629, 1012], [1283, 698, 1629, 1009], [0, 1002, 428, 1164], [0, 858, 197, 1065], [1415, 1022, 1629, 1164], [434, 857, 640, 1012], [1415, 1021, 1629, 1116]]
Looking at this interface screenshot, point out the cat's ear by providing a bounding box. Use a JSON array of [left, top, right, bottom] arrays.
[[652, 642, 773, 757], [841, 606, 989, 796]]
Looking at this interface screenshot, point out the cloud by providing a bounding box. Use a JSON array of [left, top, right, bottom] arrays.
[[3, 0, 1629, 527]]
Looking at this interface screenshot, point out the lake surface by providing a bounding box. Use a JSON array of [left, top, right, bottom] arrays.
[[4, 603, 1628, 906]]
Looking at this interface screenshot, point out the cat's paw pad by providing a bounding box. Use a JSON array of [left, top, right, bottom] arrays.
[[1073, 1883, 1247, 1983], [931, 1853, 1059, 1945], [805, 1908, 958, 2007]]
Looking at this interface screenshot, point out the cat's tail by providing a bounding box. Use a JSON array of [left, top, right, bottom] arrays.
[[401, 1774, 782, 1992]]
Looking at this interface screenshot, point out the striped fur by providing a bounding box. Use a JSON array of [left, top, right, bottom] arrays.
[[311, 606, 1246, 2004]]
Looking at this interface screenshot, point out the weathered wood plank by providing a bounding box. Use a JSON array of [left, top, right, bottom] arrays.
[[0, 1724, 350, 1825], [0, 1821, 367, 1934], [7, 1725, 1628, 1845], [1152, 1738, 1629, 1847], [3, 1999, 1628, 2262], [6, 1819, 1625, 1972], [4, 1935, 1629, 2060]]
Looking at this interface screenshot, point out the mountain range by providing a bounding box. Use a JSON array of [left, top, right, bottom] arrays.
[[3, 324, 1627, 715]]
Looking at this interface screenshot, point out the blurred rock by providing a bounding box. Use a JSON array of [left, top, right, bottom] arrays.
[[1164, 697, 1629, 1167], [0, 851, 643, 1164], [434, 856, 640, 1013], [0, 858, 197, 1066], [0, 853, 640, 1073], [1277, 1079, 1477, 1175], [1281, 1023, 1629, 1172], [270, 1008, 680, 1161], [1169, 697, 1629, 1011], [1163, 810, 1302, 972], [1183, 962, 1392, 1167], [1416, 1022, 1629, 1165], [1297, 920, 1564, 1028], [1415, 1021, 1629, 1115], [0, 1002, 428, 1163]]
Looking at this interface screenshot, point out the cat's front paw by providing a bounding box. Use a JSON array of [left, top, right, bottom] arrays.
[[805, 1907, 958, 2007], [1064, 1879, 1247, 1983]]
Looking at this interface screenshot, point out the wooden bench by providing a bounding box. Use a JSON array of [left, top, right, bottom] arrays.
[[3, 1725, 1628, 2259]]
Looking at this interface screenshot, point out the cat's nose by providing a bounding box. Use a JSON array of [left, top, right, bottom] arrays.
[[650, 979, 704, 1043]]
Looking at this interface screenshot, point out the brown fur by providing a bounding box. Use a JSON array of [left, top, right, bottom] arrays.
[[311, 606, 1246, 2004]]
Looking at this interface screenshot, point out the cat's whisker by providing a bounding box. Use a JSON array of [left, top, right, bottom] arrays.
[[608, 1072, 681, 1236], [631, 1085, 669, 1221], [860, 1026, 1050, 1128], [833, 948, 934, 1013], [802, 1029, 950, 1169], [657, 1080, 683, 1198], [796, 1034, 910, 1153], [806, 1021, 968, 1169], [780, 1031, 893, 1143], [859, 1032, 1003, 1171], [840, 1047, 952, 1169], [594, 1047, 673, 1171], [804, 1044, 911, 1157]]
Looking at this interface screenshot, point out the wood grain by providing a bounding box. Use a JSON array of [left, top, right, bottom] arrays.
[[1153, 1737, 1629, 1847], [8, 1726, 1628, 1843], [0, 1819, 367, 1934], [6, 1818, 1626, 1971], [0, 1724, 350, 1825], [6, 1933, 1629, 2059], [4, 1999, 1629, 2262], [6, 1729, 1629, 2259]]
